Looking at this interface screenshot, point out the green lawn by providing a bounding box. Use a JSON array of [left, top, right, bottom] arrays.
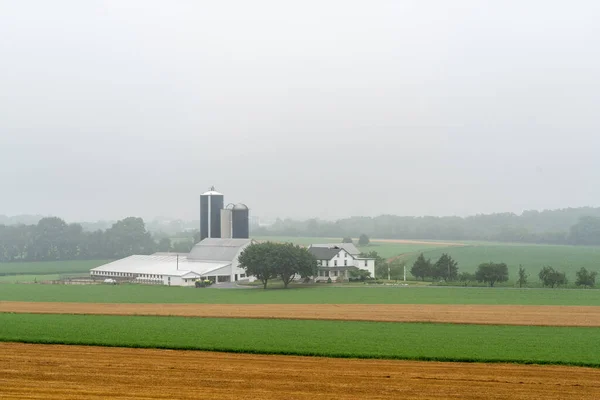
[[0, 313, 598, 366], [0, 260, 110, 275], [1, 284, 599, 305], [401, 244, 600, 281], [0, 274, 60, 283]]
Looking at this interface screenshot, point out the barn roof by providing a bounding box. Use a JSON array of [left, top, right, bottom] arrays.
[[187, 238, 253, 262]]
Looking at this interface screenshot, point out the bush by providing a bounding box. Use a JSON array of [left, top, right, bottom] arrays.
[[327, 277, 332, 284]]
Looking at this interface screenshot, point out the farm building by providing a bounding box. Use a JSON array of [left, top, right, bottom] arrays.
[[308, 244, 375, 281], [90, 238, 255, 286]]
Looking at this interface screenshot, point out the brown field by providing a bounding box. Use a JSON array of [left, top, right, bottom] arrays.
[[1, 343, 599, 399], [2, 301, 600, 326]]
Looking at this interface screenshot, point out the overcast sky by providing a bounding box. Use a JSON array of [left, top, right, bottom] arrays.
[[1, 1, 599, 222]]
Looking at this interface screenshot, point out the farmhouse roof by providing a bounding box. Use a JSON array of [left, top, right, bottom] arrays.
[[311, 243, 360, 255], [308, 246, 342, 260]]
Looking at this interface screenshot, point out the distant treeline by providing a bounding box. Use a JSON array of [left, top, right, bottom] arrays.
[[0, 217, 158, 262], [253, 207, 600, 245]]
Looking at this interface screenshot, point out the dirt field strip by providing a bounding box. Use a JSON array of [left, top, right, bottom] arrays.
[[1, 342, 598, 400], [2, 302, 600, 326]]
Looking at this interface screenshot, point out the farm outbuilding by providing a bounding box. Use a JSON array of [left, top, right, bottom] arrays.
[[90, 238, 255, 286]]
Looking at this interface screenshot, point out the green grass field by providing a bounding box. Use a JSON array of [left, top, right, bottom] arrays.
[[0, 274, 60, 283], [401, 244, 600, 281], [1, 284, 599, 305], [260, 236, 600, 283], [0, 313, 598, 366], [0, 260, 110, 276], [254, 236, 457, 259]]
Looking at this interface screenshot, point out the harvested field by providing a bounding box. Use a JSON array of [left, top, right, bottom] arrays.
[[1, 343, 599, 400], [2, 301, 600, 326]]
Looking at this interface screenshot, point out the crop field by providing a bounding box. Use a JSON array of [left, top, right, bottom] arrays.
[[0, 259, 110, 276], [1, 313, 600, 366], [2, 284, 600, 305], [3, 344, 600, 400], [401, 244, 600, 280]]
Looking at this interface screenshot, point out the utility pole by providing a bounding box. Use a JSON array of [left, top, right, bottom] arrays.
[[177, 254, 179, 270], [404, 264, 406, 282], [387, 264, 390, 281]]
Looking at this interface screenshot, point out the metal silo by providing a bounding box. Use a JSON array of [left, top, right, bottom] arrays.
[[199, 187, 224, 240], [232, 203, 249, 239], [220, 206, 234, 239]]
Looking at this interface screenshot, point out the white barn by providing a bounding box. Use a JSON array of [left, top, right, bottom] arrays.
[[90, 238, 255, 286]]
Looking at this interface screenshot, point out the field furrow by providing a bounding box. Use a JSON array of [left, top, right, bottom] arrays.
[[1, 343, 599, 400], [2, 301, 600, 326]]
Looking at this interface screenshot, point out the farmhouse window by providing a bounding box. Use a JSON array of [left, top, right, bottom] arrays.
[[334, 260, 337, 266], [344, 260, 347, 266], [334, 271, 338, 277]]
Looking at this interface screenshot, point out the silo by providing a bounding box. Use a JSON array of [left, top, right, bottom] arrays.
[[232, 203, 250, 239], [199, 187, 224, 240], [220, 207, 233, 239]]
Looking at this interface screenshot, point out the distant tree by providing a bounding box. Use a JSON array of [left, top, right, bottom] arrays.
[[475, 262, 509, 287], [458, 272, 476, 286], [158, 238, 172, 252], [360, 251, 388, 279], [348, 268, 371, 282], [433, 253, 458, 281], [193, 231, 201, 244], [538, 266, 568, 288], [517, 265, 528, 288], [358, 234, 370, 246], [238, 242, 279, 289], [342, 237, 354, 244], [411, 253, 432, 281], [104, 217, 156, 258], [172, 240, 194, 253], [569, 216, 600, 245], [575, 267, 597, 288]]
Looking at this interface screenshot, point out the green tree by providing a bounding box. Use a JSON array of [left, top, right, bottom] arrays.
[[433, 253, 458, 281], [458, 272, 476, 286], [238, 242, 279, 289], [538, 266, 568, 288], [172, 240, 194, 253], [273, 243, 318, 288], [517, 265, 528, 288], [410, 253, 432, 281], [348, 268, 371, 281], [342, 237, 353, 244], [105, 217, 156, 258], [575, 267, 597, 288], [358, 234, 370, 246], [475, 262, 509, 287], [158, 238, 172, 252]]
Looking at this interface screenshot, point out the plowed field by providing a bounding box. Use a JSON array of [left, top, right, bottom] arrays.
[[2, 301, 600, 326], [1, 343, 599, 399]]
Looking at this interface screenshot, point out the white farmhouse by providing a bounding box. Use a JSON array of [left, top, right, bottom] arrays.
[[90, 238, 255, 286], [308, 243, 375, 281]]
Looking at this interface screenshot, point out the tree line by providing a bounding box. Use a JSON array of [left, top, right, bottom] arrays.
[[406, 253, 597, 288], [0, 217, 158, 262], [252, 207, 600, 246]]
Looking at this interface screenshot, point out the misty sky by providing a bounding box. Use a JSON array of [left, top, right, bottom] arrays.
[[1, 1, 600, 222]]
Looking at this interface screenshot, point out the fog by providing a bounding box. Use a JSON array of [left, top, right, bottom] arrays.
[[1, 1, 599, 222]]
